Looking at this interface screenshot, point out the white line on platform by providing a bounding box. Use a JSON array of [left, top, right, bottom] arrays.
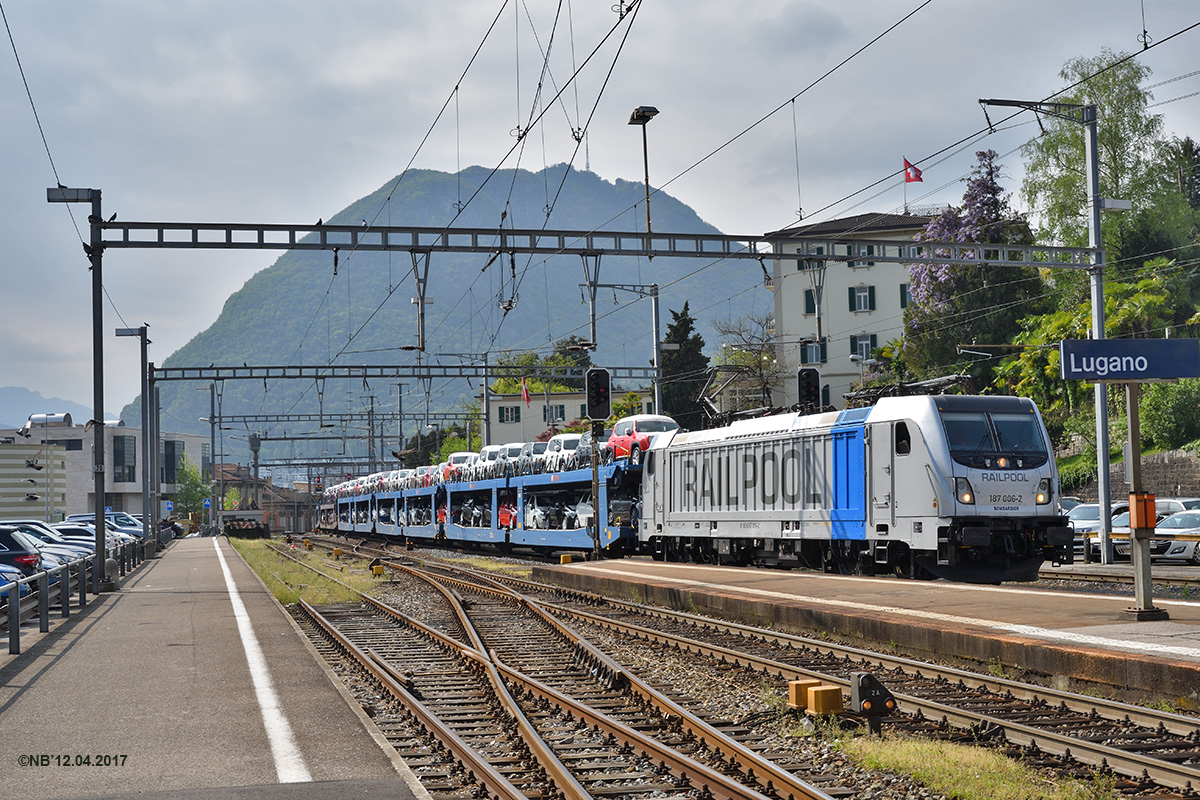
[[575, 565, 1200, 661], [213, 538, 313, 783]]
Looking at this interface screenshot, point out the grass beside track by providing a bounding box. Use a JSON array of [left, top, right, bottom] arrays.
[[838, 736, 1118, 800], [229, 538, 378, 604]]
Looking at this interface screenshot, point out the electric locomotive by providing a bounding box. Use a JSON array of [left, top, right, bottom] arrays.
[[638, 394, 1073, 583]]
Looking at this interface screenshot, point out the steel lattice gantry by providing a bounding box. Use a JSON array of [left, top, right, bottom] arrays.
[[95, 219, 1096, 269]]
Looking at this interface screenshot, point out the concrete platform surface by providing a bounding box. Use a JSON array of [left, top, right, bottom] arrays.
[[534, 558, 1200, 708], [0, 537, 425, 800]]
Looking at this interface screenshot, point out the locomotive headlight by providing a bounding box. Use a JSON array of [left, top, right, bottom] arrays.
[[955, 478, 975, 505], [1035, 478, 1051, 505]]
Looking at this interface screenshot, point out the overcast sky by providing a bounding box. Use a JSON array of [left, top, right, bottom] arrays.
[[2, 0, 1198, 414]]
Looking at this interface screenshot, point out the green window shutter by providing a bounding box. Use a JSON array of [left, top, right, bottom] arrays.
[[900, 283, 909, 309], [804, 289, 815, 314], [870, 334, 878, 351], [819, 341, 827, 363], [868, 285, 876, 311], [850, 335, 859, 354], [848, 286, 856, 312]]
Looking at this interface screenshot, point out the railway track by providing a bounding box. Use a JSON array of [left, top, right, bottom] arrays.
[[290, 537, 1200, 794], [285, 544, 840, 799]]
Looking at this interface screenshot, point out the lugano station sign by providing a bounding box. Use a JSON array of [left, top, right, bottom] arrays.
[[1059, 338, 1200, 382]]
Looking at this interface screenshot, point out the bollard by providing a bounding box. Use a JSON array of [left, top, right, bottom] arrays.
[[373, 565, 385, 577], [560, 554, 573, 564], [99, 557, 122, 592], [333, 547, 342, 559]]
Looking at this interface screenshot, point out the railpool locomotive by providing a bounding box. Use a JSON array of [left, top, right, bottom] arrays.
[[319, 394, 1073, 583]]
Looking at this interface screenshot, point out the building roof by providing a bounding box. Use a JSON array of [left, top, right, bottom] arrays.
[[767, 212, 936, 239]]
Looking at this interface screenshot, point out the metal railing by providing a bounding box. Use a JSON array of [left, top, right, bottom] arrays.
[[1, 540, 151, 655]]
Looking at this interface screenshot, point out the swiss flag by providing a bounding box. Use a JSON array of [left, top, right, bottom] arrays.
[[521, 376, 531, 407], [903, 158, 923, 183]]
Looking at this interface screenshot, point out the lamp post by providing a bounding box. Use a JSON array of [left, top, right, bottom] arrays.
[[628, 106, 659, 241], [47, 186, 107, 590], [116, 325, 150, 551], [849, 354, 877, 386]]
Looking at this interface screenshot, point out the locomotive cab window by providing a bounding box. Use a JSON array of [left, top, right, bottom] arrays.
[[895, 421, 910, 455], [940, 407, 1048, 467]]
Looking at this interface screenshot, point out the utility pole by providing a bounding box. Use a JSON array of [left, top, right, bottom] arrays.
[[980, 99, 1112, 561]]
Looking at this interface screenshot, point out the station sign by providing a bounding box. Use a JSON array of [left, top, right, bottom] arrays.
[[1059, 338, 1200, 383]]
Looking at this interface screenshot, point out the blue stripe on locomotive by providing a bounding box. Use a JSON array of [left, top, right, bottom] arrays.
[[829, 408, 870, 540]]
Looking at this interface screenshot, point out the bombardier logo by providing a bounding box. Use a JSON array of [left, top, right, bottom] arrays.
[[979, 472, 1029, 483]]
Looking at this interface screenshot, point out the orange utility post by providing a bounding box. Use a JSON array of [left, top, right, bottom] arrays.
[[1124, 383, 1168, 620]]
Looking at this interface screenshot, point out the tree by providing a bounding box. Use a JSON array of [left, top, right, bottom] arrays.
[[490, 336, 593, 395], [171, 457, 209, 516], [1020, 48, 1169, 279], [903, 149, 1042, 384], [713, 312, 786, 408], [659, 302, 708, 429], [994, 261, 1196, 427]]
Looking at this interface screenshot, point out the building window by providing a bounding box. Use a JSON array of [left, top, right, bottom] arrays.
[[579, 404, 587, 420], [113, 435, 136, 483], [201, 443, 211, 480], [161, 440, 184, 485], [499, 406, 521, 424], [800, 339, 827, 365], [643, 401, 655, 414], [849, 285, 875, 312], [542, 404, 566, 423], [900, 283, 910, 309], [851, 243, 876, 268], [799, 245, 826, 271], [850, 334, 878, 358]]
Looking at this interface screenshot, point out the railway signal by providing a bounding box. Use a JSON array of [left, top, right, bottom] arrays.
[[850, 671, 896, 734], [585, 368, 611, 420], [797, 367, 821, 410]]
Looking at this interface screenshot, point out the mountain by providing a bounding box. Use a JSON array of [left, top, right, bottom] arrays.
[[0, 386, 113, 430], [120, 165, 771, 461]]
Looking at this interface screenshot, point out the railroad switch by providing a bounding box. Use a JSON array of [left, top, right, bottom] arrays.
[[850, 671, 897, 734]]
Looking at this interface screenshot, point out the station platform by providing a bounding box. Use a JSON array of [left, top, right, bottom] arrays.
[[0, 537, 428, 800], [533, 558, 1200, 710]]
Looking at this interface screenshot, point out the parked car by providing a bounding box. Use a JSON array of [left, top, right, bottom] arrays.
[[0, 525, 43, 577], [475, 445, 505, 479], [1058, 496, 1082, 513], [5, 521, 95, 555], [11, 531, 75, 582], [1066, 501, 1130, 559], [519, 441, 550, 474], [53, 522, 129, 551], [0, 563, 31, 598], [571, 429, 610, 470], [1140, 510, 1200, 564], [497, 442, 526, 475], [544, 433, 582, 472], [606, 414, 680, 465], [63, 513, 145, 539], [444, 451, 477, 481]]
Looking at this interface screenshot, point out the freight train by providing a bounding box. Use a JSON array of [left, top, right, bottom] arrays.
[[319, 394, 1074, 583]]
